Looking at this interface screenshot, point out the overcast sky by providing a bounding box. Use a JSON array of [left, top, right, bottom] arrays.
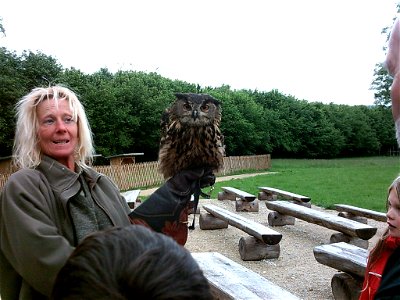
[[1, 0, 399, 105]]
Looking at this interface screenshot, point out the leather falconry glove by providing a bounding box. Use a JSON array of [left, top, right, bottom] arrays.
[[129, 167, 215, 245]]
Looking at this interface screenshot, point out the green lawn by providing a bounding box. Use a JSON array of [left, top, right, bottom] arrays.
[[208, 157, 400, 212]]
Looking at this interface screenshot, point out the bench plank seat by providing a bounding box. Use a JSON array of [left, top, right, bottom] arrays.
[[259, 186, 311, 202], [203, 204, 282, 245], [265, 201, 377, 240], [221, 187, 256, 201], [192, 252, 299, 300], [313, 242, 367, 278], [334, 204, 386, 222]]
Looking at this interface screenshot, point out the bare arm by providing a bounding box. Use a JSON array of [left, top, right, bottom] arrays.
[[392, 73, 400, 122], [386, 18, 400, 122]]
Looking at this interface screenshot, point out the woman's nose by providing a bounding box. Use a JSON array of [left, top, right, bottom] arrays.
[[55, 119, 67, 131]]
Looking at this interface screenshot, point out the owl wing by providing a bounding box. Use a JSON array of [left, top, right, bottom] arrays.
[[214, 123, 226, 158], [218, 133, 226, 158]]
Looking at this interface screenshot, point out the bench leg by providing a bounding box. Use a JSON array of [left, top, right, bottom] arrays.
[[267, 211, 296, 226], [331, 272, 362, 300], [337, 212, 368, 224], [291, 200, 312, 208], [218, 191, 236, 201], [236, 199, 259, 212], [239, 236, 280, 261], [330, 233, 369, 249], [199, 213, 229, 230], [258, 192, 277, 201]]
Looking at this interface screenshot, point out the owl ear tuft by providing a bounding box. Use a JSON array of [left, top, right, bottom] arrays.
[[205, 94, 220, 106], [174, 93, 188, 100]]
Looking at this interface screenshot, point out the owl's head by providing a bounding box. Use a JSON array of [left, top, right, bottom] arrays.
[[170, 93, 221, 127]]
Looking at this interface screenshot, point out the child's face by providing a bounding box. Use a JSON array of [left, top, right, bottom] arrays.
[[387, 187, 400, 238]]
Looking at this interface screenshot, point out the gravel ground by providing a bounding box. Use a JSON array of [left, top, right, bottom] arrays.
[[184, 198, 386, 300]]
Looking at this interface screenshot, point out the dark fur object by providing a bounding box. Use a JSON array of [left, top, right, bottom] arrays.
[[158, 93, 225, 179]]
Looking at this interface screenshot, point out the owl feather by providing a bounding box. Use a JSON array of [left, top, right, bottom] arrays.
[[158, 93, 225, 179]]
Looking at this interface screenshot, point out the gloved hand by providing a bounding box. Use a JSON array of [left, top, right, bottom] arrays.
[[129, 167, 215, 245]]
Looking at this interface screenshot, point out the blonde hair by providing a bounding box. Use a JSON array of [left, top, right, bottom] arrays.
[[13, 85, 94, 169], [368, 175, 400, 266]]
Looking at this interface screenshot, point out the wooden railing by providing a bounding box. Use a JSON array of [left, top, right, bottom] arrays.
[[0, 154, 271, 192]]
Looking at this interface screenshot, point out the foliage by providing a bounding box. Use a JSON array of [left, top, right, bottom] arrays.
[[0, 47, 398, 160], [0, 17, 5, 36], [372, 63, 392, 106], [0, 48, 62, 156]]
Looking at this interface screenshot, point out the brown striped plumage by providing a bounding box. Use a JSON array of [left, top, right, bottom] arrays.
[[158, 93, 225, 179]]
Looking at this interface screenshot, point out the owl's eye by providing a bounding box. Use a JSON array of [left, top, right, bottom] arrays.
[[183, 103, 192, 111], [200, 104, 210, 112]]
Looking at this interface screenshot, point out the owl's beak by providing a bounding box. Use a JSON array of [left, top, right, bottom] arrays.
[[192, 110, 199, 120]]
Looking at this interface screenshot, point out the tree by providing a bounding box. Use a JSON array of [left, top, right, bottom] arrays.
[[0, 48, 24, 156], [0, 17, 5, 36], [20, 51, 63, 89], [372, 63, 392, 106]]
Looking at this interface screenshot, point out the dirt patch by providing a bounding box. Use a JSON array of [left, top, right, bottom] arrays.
[[185, 198, 386, 300]]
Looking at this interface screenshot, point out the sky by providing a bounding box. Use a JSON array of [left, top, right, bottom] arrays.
[[1, 0, 399, 106]]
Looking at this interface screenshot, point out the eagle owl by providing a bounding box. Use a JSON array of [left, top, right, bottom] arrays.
[[158, 93, 225, 179]]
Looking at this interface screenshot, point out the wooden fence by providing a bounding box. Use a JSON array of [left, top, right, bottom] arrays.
[[0, 154, 271, 192]]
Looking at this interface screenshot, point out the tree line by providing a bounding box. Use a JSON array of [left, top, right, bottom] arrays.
[[0, 46, 397, 162]]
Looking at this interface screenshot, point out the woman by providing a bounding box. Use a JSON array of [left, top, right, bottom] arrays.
[[0, 86, 213, 299], [0, 86, 132, 299], [359, 176, 400, 300]]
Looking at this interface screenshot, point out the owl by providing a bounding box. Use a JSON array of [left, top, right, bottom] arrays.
[[158, 93, 225, 179]]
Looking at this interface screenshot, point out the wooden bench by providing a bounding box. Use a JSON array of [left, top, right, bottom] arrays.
[[313, 242, 367, 300], [218, 187, 259, 212], [265, 200, 377, 246], [192, 252, 300, 300], [314, 242, 367, 277], [334, 204, 386, 223], [200, 204, 282, 260], [121, 189, 141, 209], [258, 186, 311, 207]]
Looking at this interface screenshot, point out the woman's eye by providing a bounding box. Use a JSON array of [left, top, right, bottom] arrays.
[[64, 117, 74, 124], [43, 119, 54, 125]]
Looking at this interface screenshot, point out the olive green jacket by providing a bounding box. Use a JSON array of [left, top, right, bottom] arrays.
[[0, 156, 131, 299]]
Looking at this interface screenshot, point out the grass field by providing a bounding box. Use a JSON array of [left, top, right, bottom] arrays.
[[208, 156, 400, 212]]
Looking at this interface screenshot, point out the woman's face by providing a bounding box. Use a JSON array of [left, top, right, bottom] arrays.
[[36, 98, 78, 170], [387, 186, 400, 238]]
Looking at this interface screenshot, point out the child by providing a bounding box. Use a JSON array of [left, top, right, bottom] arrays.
[[359, 176, 400, 300], [51, 225, 212, 299]]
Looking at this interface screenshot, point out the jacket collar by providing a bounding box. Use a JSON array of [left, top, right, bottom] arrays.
[[385, 235, 400, 249], [36, 155, 101, 205]]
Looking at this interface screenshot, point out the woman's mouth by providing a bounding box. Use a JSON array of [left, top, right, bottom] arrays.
[[53, 140, 69, 144]]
